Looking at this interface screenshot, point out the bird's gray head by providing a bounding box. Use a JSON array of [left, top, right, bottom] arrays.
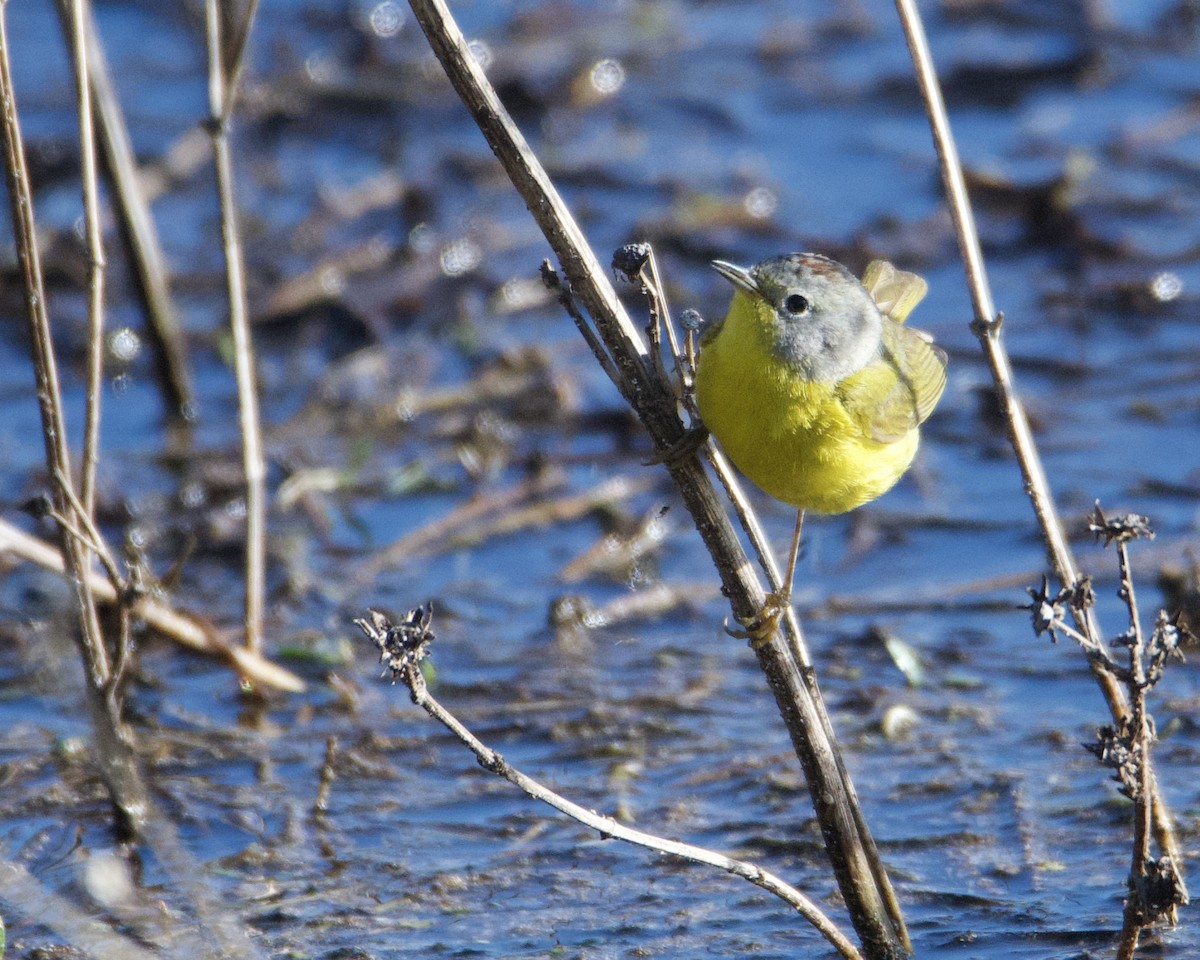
[[712, 253, 883, 382]]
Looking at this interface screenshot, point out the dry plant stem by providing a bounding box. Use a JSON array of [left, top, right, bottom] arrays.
[[634, 276, 828, 681], [51, 466, 122, 584], [397, 661, 863, 960], [0, 4, 147, 839], [636, 248, 683, 397], [59, 0, 194, 417], [702, 440, 820, 672], [206, 0, 266, 656], [701, 440, 900, 931], [66, 0, 105, 520], [630, 273, 795, 645], [546, 265, 626, 389], [894, 0, 1076, 593], [408, 1, 908, 955], [0, 517, 305, 693], [892, 0, 1182, 869], [618, 101, 882, 912], [63, 0, 137, 686], [1116, 538, 1154, 960]]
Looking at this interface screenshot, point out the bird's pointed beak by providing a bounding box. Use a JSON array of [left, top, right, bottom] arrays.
[[710, 260, 759, 297]]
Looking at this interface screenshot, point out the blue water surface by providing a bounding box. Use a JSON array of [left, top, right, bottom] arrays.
[[1, 0, 1199, 958]]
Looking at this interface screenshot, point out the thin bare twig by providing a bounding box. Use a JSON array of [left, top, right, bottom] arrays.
[[613, 278, 807, 662], [1115, 529, 1154, 960], [205, 0, 266, 657], [1072, 508, 1188, 958], [65, 0, 105, 520], [0, 15, 99, 675], [218, 0, 261, 115], [359, 609, 863, 960], [62, 0, 139, 685], [52, 464, 119, 571], [628, 246, 680, 399], [611, 260, 822, 672], [892, 0, 1182, 872]]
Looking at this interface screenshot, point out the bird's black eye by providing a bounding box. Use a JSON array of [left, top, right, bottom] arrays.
[[784, 293, 809, 315]]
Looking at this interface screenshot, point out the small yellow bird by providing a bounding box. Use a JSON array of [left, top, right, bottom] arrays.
[[695, 253, 947, 629]]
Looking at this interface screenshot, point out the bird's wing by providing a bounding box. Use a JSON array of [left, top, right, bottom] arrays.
[[861, 260, 928, 324], [838, 320, 948, 444]]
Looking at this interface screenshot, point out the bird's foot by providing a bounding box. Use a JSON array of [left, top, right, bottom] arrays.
[[724, 590, 790, 649]]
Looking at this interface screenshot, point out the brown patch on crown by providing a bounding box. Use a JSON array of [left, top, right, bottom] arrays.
[[790, 253, 845, 279], [749, 252, 859, 295]]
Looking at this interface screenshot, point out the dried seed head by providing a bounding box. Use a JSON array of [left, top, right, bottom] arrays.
[[355, 603, 434, 680], [611, 242, 652, 282], [1089, 502, 1154, 546]]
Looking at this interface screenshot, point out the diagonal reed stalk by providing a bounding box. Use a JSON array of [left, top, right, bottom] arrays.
[[405, 1, 910, 956], [893, 0, 1185, 943]]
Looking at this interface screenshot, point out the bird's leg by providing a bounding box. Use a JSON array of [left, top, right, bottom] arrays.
[[728, 510, 805, 647], [775, 508, 806, 610]]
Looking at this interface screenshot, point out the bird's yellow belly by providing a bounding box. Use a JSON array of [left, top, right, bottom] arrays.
[[695, 333, 919, 515]]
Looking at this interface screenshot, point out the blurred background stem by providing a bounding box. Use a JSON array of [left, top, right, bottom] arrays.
[[205, 0, 266, 659]]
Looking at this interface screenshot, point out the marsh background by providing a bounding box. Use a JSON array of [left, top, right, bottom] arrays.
[[1, 0, 1200, 957]]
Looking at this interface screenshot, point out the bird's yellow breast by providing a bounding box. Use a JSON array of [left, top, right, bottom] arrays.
[[695, 292, 919, 514]]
